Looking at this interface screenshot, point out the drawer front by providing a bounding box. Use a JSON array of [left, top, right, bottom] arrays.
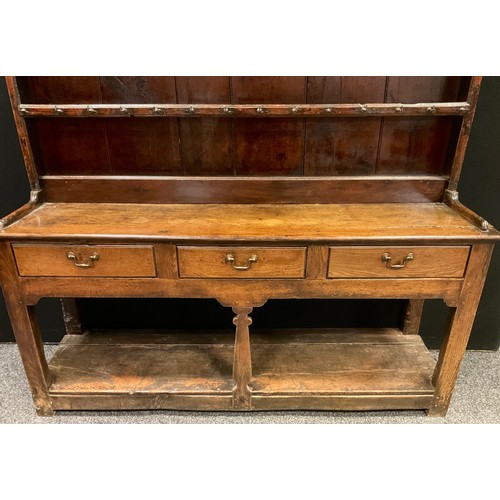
[[328, 246, 470, 279], [178, 246, 307, 278], [13, 244, 157, 277]]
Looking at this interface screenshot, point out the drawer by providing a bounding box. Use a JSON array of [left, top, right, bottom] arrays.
[[328, 246, 470, 279], [177, 246, 306, 278], [12, 244, 157, 277]]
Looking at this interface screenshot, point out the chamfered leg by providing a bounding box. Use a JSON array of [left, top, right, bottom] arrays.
[[428, 243, 494, 416], [0, 242, 53, 416]]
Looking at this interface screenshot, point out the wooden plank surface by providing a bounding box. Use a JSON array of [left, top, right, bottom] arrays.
[[231, 77, 306, 104], [233, 118, 305, 175], [20, 277, 464, 309], [49, 342, 234, 394], [99, 77, 177, 103], [59, 328, 408, 346], [47, 329, 435, 409], [0, 202, 484, 241], [27, 118, 110, 175], [50, 394, 234, 411], [305, 77, 386, 175], [176, 77, 234, 175], [40, 176, 448, 204], [16, 76, 102, 104], [251, 394, 433, 411], [377, 77, 463, 175], [231, 77, 306, 175], [250, 330, 435, 395], [105, 118, 182, 175]]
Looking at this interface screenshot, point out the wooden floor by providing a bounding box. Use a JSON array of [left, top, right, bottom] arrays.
[[1, 202, 484, 241], [47, 329, 436, 411]]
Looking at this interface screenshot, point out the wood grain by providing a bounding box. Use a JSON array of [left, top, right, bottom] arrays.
[[1, 76, 496, 416], [105, 118, 182, 175], [0, 241, 53, 415], [448, 76, 483, 190], [60, 298, 83, 335], [429, 243, 494, 415], [41, 176, 448, 204], [5, 77, 41, 189], [50, 394, 234, 411], [13, 244, 157, 277], [16, 76, 102, 104], [19, 277, 464, 310], [1, 202, 484, 241], [232, 307, 253, 409], [305, 77, 386, 175], [18, 102, 470, 118], [250, 331, 435, 395], [305, 245, 329, 279], [385, 77, 463, 103], [154, 244, 178, 278], [402, 299, 425, 335], [49, 341, 234, 394], [328, 246, 470, 278], [176, 77, 233, 175], [27, 118, 110, 175], [233, 118, 305, 175], [251, 394, 433, 411], [231, 77, 306, 175], [99, 76, 176, 103], [231, 77, 306, 104], [45, 328, 435, 411], [378, 77, 463, 175], [376, 117, 460, 174], [178, 246, 306, 278]]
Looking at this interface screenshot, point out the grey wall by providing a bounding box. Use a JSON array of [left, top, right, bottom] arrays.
[[1, 77, 499, 349]]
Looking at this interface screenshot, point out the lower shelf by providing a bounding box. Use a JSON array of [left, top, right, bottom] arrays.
[[47, 328, 436, 411]]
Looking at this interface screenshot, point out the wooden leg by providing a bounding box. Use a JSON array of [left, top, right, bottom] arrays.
[[60, 298, 84, 335], [0, 242, 53, 416], [232, 307, 253, 410], [3, 287, 53, 416], [402, 299, 425, 335], [428, 244, 494, 416]]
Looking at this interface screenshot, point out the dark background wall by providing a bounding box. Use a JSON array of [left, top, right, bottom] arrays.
[[1, 77, 499, 349]]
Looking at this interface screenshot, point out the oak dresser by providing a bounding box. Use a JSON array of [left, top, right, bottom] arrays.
[[1, 76, 498, 416]]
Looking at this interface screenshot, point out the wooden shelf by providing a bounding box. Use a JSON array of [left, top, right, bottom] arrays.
[[18, 102, 470, 118], [46, 328, 436, 411], [1, 202, 490, 241], [250, 329, 435, 410], [48, 331, 235, 411]]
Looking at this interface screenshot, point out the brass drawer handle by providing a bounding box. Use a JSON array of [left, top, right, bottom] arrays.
[[381, 252, 414, 269], [225, 254, 258, 271], [67, 251, 100, 268]]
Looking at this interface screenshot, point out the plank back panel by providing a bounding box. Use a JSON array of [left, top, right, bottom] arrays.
[[106, 118, 182, 175], [385, 76, 464, 103], [176, 77, 233, 175], [13, 76, 474, 201], [231, 77, 307, 175], [305, 75, 387, 175], [16, 76, 102, 104], [377, 77, 463, 174], [230, 77, 307, 103], [99, 77, 177, 103], [41, 176, 447, 204], [233, 118, 305, 175], [27, 118, 110, 175]]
